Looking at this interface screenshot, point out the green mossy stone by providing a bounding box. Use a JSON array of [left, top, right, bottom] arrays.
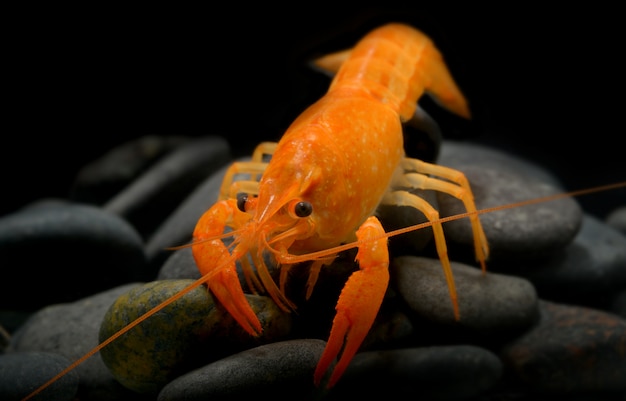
[[99, 279, 292, 394]]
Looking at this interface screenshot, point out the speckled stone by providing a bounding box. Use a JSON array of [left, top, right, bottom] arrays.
[[99, 279, 293, 394]]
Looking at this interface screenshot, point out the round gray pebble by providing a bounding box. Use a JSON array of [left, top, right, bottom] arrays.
[[0, 201, 147, 309], [157, 339, 326, 401], [437, 165, 583, 263], [392, 256, 539, 337]]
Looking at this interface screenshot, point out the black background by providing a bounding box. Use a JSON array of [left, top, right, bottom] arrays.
[[4, 4, 625, 219]]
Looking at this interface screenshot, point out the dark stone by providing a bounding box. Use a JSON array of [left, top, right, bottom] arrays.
[[438, 165, 582, 263], [519, 214, 626, 310], [0, 201, 147, 310], [145, 160, 233, 270], [327, 345, 502, 400], [157, 339, 327, 401], [70, 135, 192, 205], [6, 283, 144, 401], [103, 136, 231, 240], [392, 256, 539, 344], [0, 352, 78, 401]]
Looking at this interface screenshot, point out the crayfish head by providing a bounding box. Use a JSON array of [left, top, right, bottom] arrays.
[[238, 133, 348, 255], [237, 188, 316, 251]]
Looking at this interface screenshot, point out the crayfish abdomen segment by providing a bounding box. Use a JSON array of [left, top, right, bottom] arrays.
[[328, 23, 470, 122]]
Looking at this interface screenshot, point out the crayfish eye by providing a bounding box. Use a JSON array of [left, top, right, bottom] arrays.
[[236, 193, 248, 212], [294, 201, 313, 218]]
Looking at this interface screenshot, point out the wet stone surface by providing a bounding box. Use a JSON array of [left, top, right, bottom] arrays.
[[1, 137, 625, 400]]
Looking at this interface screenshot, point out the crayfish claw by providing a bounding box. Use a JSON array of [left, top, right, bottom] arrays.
[[209, 267, 263, 336], [314, 216, 390, 388]]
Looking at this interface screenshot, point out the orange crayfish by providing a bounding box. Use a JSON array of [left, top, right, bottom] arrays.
[[24, 22, 491, 399], [191, 22, 489, 388]]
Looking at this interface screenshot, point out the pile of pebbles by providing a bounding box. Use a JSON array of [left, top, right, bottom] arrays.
[[1, 135, 624, 401]]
